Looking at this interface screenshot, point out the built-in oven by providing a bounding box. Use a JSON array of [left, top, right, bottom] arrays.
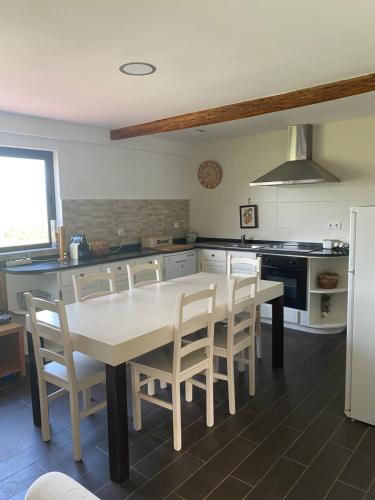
[[261, 254, 308, 310]]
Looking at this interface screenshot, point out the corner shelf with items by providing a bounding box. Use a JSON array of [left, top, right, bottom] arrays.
[[307, 256, 348, 332]]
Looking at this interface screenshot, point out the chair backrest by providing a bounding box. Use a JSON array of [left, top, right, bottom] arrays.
[[25, 293, 77, 386], [227, 254, 262, 287], [127, 260, 163, 289], [173, 284, 216, 377], [226, 276, 257, 351], [72, 271, 117, 302]]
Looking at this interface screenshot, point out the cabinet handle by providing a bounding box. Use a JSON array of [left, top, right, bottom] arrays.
[[211, 254, 215, 257], [117, 266, 122, 270], [175, 260, 186, 264], [80, 273, 85, 277]]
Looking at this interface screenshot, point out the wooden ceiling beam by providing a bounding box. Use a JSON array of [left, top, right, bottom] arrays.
[[110, 73, 375, 140]]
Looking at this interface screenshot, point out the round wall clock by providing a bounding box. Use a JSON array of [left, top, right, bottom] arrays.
[[198, 160, 223, 189]]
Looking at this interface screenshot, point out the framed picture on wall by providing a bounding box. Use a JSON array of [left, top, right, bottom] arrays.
[[239, 205, 258, 228]]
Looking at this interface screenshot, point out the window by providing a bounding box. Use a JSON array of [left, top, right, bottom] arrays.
[[0, 147, 56, 252]]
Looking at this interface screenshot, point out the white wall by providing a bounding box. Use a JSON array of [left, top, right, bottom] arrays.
[[190, 114, 375, 242], [0, 111, 192, 201]]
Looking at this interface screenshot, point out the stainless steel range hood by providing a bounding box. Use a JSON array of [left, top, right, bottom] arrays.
[[249, 124, 340, 186]]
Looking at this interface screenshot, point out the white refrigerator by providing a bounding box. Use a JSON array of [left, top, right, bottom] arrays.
[[345, 206, 375, 425]]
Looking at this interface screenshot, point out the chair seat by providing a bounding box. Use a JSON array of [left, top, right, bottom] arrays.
[[214, 323, 251, 349], [43, 352, 105, 384], [26, 472, 99, 499], [132, 343, 208, 374]]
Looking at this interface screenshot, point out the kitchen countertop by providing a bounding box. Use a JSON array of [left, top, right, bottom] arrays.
[[195, 238, 349, 258], [1, 238, 348, 275]]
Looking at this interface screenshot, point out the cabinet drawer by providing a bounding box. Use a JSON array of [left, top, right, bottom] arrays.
[[200, 249, 226, 262], [60, 265, 101, 287]]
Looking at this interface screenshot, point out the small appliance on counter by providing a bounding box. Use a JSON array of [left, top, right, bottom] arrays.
[[69, 234, 90, 260], [185, 230, 198, 244], [141, 235, 194, 252], [90, 240, 110, 257]]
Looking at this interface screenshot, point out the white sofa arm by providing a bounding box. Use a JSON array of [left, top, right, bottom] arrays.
[[25, 472, 99, 499]]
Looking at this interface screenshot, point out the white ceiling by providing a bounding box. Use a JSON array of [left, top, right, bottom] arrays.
[[0, 0, 374, 130]]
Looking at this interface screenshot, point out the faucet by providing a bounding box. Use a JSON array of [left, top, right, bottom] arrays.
[[240, 233, 247, 245]]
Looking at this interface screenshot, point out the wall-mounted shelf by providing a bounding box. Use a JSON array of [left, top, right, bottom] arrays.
[[309, 317, 347, 329]]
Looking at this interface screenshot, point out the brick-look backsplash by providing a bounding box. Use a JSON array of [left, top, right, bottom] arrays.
[[62, 199, 190, 246]]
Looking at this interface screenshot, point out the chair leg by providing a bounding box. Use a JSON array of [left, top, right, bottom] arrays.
[[185, 380, 193, 402], [160, 381, 167, 389], [227, 356, 236, 415], [256, 308, 262, 359], [131, 364, 142, 431], [172, 381, 182, 451], [238, 350, 246, 372], [39, 380, 50, 442], [82, 388, 92, 411], [206, 362, 214, 427], [213, 355, 219, 383], [69, 390, 82, 461], [147, 379, 155, 396], [249, 342, 256, 396]]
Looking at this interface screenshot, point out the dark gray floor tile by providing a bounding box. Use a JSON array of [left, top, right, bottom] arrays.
[[365, 479, 375, 499], [241, 398, 297, 443], [232, 425, 300, 486], [132, 439, 182, 478], [246, 457, 305, 500], [0, 442, 19, 463], [326, 481, 365, 500], [331, 419, 368, 450], [286, 443, 351, 500], [94, 468, 147, 500], [206, 475, 251, 499], [176, 437, 256, 500], [188, 407, 257, 462], [0, 463, 45, 500], [133, 453, 203, 500], [284, 344, 346, 404], [286, 412, 343, 465], [284, 367, 344, 431], [326, 391, 345, 417], [340, 427, 375, 490]]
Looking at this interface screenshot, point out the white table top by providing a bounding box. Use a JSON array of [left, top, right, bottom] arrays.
[[36, 273, 283, 366]]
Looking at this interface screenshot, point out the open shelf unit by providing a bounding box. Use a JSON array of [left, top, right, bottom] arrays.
[[308, 256, 348, 332]]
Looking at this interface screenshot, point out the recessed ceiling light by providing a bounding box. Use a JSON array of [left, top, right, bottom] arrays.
[[119, 62, 156, 76]]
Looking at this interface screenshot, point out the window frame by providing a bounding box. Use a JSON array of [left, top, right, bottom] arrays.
[[0, 146, 56, 253]]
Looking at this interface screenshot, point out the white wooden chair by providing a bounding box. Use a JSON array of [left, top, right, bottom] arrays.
[[72, 271, 117, 302], [25, 293, 107, 461], [213, 276, 257, 415], [227, 254, 262, 359], [130, 284, 216, 451], [127, 260, 163, 290]]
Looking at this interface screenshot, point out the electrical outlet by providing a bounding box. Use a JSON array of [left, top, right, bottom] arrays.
[[174, 222, 179, 229], [327, 222, 334, 229], [334, 222, 342, 229], [118, 229, 125, 236]]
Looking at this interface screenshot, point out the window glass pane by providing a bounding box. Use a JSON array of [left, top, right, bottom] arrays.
[[0, 155, 49, 248]]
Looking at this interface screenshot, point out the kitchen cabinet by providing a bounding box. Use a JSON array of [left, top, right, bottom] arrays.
[[198, 249, 226, 274], [164, 251, 196, 280], [105, 259, 135, 292]]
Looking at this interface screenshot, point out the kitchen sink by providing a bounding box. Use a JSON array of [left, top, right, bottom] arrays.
[[197, 241, 267, 250]]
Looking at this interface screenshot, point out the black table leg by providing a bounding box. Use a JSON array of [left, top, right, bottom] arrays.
[[27, 330, 41, 427], [106, 363, 129, 483], [270, 295, 284, 368]]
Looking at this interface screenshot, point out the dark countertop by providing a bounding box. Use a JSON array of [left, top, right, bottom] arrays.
[[1, 248, 162, 275], [1, 238, 348, 275], [195, 238, 349, 258]]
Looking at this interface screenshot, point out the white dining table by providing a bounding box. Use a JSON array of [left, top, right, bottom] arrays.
[[27, 272, 284, 483]]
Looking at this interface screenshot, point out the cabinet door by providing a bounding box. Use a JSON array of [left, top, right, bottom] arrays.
[[202, 261, 226, 275], [61, 286, 75, 305], [60, 265, 102, 287]]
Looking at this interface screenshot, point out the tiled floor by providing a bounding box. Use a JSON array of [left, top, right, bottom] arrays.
[[0, 326, 374, 499]]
